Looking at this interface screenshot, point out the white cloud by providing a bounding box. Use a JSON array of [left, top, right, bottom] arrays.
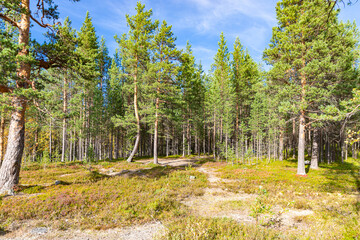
[[179, 0, 277, 33]]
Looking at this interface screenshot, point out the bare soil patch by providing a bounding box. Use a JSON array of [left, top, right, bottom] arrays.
[[181, 165, 314, 230], [0, 221, 165, 240]]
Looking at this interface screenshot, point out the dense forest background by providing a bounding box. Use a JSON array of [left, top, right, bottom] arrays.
[[1, 0, 360, 193]]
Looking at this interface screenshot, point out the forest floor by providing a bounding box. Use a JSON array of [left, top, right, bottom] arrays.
[[0, 155, 359, 239]]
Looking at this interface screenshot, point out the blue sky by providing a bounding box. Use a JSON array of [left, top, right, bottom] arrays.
[[33, 0, 360, 72]]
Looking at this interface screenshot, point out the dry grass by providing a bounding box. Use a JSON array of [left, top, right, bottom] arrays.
[[0, 159, 207, 231], [1, 156, 359, 239]]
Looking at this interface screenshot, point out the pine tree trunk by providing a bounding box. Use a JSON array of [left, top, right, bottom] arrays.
[[109, 130, 113, 160], [298, 53, 307, 175], [259, 135, 262, 160], [153, 96, 159, 164], [187, 119, 191, 155], [32, 128, 38, 162], [182, 125, 185, 157], [203, 120, 206, 155], [61, 76, 68, 162], [213, 112, 216, 160], [0, 0, 33, 193], [79, 137, 82, 161], [327, 137, 330, 164], [127, 72, 140, 162], [172, 128, 175, 156], [279, 128, 284, 161], [84, 100, 88, 161], [0, 111, 5, 165], [49, 118, 52, 162], [225, 132, 228, 161], [256, 136, 258, 160], [207, 126, 211, 155], [166, 133, 169, 157], [195, 134, 197, 156], [292, 118, 296, 158], [297, 112, 306, 175], [79, 112, 82, 161], [307, 130, 312, 158], [310, 129, 319, 169], [235, 103, 239, 158], [345, 142, 348, 161], [69, 130, 73, 162], [115, 130, 119, 159], [0, 97, 27, 194], [268, 137, 271, 161]]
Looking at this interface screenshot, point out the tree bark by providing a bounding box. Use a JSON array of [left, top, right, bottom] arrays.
[[320, 129, 324, 163], [292, 118, 296, 158], [298, 49, 307, 175], [153, 94, 159, 164], [307, 129, 312, 158], [187, 118, 190, 155], [235, 102, 239, 158], [115, 129, 119, 159], [0, 111, 6, 165], [0, 97, 27, 194], [310, 129, 319, 169], [213, 112, 216, 160], [32, 127, 39, 162], [297, 112, 306, 175], [182, 125, 186, 157], [61, 75, 68, 162], [127, 71, 140, 162], [279, 128, 284, 161], [109, 130, 113, 160], [166, 133, 169, 157], [0, 0, 31, 194], [49, 118, 52, 162]]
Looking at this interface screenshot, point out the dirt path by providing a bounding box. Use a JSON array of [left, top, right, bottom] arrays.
[[98, 156, 206, 177], [182, 165, 314, 230], [0, 221, 165, 240], [136, 156, 206, 167]]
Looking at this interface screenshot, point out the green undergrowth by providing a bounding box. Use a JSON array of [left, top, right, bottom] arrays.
[[212, 158, 360, 195], [1, 161, 207, 230], [203, 158, 360, 239]]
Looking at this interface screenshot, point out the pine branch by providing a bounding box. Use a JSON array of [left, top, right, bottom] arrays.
[[0, 13, 20, 29], [30, 14, 53, 29]]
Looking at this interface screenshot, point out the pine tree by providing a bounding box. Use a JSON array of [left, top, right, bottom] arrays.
[[209, 32, 234, 160], [108, 58, 124, 159], [179, 42, 204, 157], [116, 2, 158, 162], [231, 37, 260, 159], [77, 11, 100, 161], [264, 0, 359, 175], [52, 17, 78, 163], [0, 0, 79, 194], [148, 20, 180, 163]]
